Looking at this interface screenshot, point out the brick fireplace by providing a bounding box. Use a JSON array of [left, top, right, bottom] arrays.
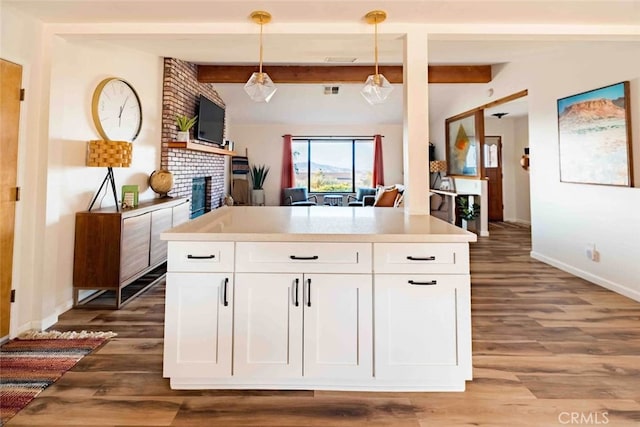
[[160, 58, 227, 213]]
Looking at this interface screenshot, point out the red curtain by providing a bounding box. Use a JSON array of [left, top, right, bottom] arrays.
[[281, 134, 294, 204], [372, 134, 384, 187]]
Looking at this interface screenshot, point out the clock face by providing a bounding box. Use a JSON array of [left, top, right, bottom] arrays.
[[91, 78, 142, 142]]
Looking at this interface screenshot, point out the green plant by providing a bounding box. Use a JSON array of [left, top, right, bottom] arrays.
[[456, 196, 480, 221], [175, 115, 197, 131], [249, 164, 270, 190]]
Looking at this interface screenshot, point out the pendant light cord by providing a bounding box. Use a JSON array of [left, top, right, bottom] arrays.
[[374, 18, 379, 76], [259, 18, 264, 74]]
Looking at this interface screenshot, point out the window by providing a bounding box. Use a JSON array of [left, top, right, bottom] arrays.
[[292, 138, 374, 193]]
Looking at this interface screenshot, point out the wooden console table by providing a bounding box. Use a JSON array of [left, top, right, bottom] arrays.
[[72, 197, 189, 308]]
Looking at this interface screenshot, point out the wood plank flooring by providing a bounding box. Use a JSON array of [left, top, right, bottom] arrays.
[[7, 223, 640, 426]]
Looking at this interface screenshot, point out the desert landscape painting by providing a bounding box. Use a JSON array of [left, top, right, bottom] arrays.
[[557, 81, 632, 186]]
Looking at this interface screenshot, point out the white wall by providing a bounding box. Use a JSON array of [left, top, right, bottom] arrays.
[[1, 6, 47, 335], [43, 38, 164, 323], [1, 6, 165, 334], [513, 116, 531, 224], [433, 42, 640, 302], [528, 43, 640, 301], [228, 124, 403, 206]]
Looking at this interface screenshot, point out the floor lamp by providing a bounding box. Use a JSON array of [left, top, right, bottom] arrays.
[[86, 140, 132, 212]]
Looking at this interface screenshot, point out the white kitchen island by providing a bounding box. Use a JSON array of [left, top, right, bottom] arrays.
[[161, 206, 477, 391]]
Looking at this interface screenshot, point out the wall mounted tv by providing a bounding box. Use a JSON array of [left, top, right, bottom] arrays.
[[196, 95, 225, 145]]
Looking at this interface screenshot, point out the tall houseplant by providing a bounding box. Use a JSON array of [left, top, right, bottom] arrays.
[[249, 164, 270, 205], [175, 115, 197, 142]]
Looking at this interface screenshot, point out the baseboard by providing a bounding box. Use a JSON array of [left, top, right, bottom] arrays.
[[12, 298, 74, 337], [531, 251, 640, 303], [504, 218, 531, 226], [39, 311, 60, 331]]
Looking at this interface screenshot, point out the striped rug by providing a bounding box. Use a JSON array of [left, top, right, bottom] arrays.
[[0, 330, 116, 426]]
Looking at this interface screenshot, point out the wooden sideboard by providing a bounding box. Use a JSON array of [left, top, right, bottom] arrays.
[[73, 197, 189, 308]]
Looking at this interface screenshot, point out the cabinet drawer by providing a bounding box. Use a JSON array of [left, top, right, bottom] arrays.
[[168, 242, 234, 272], [374, 243, 468, 274], [236, 242, 372, 273]]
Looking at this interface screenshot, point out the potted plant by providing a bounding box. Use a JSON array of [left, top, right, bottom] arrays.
[[456, 196, 480, 231], [175, 114, 197, 142], [249, 164, 270, 206]]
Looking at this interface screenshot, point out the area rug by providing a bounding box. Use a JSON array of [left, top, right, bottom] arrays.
[[0, 330, 116, 426]]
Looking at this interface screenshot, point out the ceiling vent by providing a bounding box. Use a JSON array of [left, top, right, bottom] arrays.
[[324, 86, 340, 95], [325, 57, 358, 63]]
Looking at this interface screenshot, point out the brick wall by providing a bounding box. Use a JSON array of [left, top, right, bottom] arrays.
[[161, 58, 226, 211]]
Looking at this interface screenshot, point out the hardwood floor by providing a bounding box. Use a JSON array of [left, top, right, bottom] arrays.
[[8, 223, 640, 426]]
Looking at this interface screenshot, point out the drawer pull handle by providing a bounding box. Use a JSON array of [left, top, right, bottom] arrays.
[[289, 255, 319, 260], [294, 278, 300, 307], [307, 278, 312, 307], [406, 256, 436, 261], [187, 254, 215, 260], [408, 280, 437, 286], [223, 278, 229, 306]]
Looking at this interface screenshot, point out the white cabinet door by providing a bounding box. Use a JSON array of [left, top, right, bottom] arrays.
[[163, 272, 233, 378], [375, 274, 471, 381], [234, 273, 303, 378], [303, 274, 373, 380]]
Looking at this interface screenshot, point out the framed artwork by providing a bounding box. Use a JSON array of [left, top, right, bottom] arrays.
[[557, 81, 633, 186], [439, 177, 456, 192], [121, 184, 139, 208], [445, 110, 484, 178]]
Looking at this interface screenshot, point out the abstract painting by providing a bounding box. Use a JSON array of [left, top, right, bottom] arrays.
[[445, 111, 483, 177], [557, 81, 633, 186]]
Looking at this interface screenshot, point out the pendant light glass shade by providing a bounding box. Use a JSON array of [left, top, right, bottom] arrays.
[[361, 10, 393, 105], [244, 72, 277, 102], [361, 74, 393, 105], [244, 11, 276, 103]]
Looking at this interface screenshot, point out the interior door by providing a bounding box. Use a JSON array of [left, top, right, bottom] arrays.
[[482, 136, 503, 221], [1, 59, 22, 338]]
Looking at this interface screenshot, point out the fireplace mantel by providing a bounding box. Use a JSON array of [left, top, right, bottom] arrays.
[[167, 141, 236, 157]]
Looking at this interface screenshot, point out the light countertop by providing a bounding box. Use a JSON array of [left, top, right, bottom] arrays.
[[161, 206, 477, 243]]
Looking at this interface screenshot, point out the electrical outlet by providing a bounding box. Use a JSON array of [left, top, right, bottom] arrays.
[[585, 244, 599, 262]]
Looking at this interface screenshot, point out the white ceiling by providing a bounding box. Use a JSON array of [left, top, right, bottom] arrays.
[[4, 0, 639, 124], [5, 0, 640, 25]]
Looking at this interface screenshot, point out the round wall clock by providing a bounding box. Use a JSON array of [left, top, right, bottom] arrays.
[[91, 77, 142, 142]]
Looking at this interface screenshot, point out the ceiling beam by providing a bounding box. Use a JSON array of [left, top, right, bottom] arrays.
[[197, 65, 492, 84]]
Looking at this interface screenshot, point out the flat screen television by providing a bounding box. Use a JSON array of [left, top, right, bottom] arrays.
[[195, 95, 225, 144]]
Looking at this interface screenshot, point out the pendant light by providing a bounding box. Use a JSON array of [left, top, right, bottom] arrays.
[[244, 11, 277, 103], [360, 10, 393, 105]]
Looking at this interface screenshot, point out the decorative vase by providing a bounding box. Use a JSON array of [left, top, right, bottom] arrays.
[[176, 131, 189, 142], [252, 189, 265, 206]]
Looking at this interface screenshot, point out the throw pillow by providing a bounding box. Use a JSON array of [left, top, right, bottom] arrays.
[[374, 187, 399, 207]]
